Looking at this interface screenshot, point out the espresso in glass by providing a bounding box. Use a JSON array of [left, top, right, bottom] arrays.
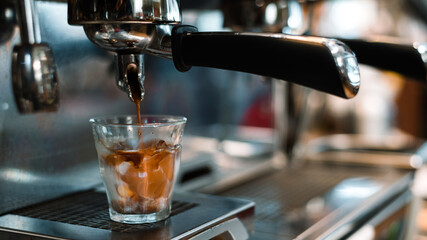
[[91, 77, 186, 224]]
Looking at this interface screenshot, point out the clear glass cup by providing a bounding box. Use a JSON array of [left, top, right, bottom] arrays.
[[90, 115, 186, 224]]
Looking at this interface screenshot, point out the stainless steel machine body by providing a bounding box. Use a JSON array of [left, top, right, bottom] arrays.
[[0, 2, 272, 239], [0, 191, 255, 240], [0, 0, 423, 239], [0, 162, 416, 240], [0, 0, 259, 214], [0, 0, 119, 214]]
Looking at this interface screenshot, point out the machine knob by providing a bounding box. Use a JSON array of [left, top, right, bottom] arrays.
[[12, 43, 58, 113], [11, 0, 59, 113]]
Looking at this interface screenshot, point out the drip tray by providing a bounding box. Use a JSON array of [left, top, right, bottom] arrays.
[[10, 191, 198, 233], [0, 191, 254, 240]]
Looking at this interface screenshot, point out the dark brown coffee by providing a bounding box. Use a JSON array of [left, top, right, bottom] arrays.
[[100, 69, 179, 214], [103, 141, 180, 214]]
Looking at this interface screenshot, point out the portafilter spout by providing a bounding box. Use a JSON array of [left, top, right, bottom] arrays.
[[68, 0, 180, 101], [116, 54, 145, 102], [68, 0, 360, 99]]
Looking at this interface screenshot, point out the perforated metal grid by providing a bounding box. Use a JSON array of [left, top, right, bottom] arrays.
[[11, 191, 197, 233], [219, 164, 394, 239]]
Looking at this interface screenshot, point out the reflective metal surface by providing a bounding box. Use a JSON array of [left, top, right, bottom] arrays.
[[68, 0, 361, 101], [323, 39, 360, 98], [11, 0, 58, 113], [301, 134, 427, 169], [414, 42, 427, 81], [68, 0, 181, 101], [68, 0, 180, 57], [68, 0, 182, 24], [116, 53, 145, 101], [0, 1, 421, 239], [83, 23, 175, 58], [0, 191, 254, 240], [219, 163, 414, 240], [0, 161, 414, 240], [0, 2, 269, 215], [81, 23, 173, 103], [0, 1, 129, 214], [12, 43, 59, 113]]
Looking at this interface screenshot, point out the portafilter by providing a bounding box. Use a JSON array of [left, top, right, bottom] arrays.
[[68, 0, 361, 101]]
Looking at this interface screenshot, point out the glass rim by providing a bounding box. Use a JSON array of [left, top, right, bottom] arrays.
[[89, 114, 187, 127]]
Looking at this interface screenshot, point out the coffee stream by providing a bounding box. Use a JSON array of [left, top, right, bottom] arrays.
[[99, 65, 179, 215], [126, 64, 142, 125]]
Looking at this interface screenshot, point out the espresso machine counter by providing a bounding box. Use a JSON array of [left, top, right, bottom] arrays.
[[0, 0, 424, 239]]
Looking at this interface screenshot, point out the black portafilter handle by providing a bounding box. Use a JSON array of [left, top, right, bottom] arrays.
[[171, 26, 361, 99], [339, 39, 427, 82]]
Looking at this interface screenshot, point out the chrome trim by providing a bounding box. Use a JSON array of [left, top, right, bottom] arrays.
[[240, 33, 361, 98], [82, 23, 175, 58], [414, 42, 427, 82], [115, 53, 145, 102], [296, 172, 413, 240], [323, 39, 360, 98], [173, 193, 255, 240], [12, 0, 59, 113], [0, 191, 254, 240], [68, 0, 181, 24], [0, 226, 65, 240]]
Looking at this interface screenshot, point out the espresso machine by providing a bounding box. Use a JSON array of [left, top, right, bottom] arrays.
[[0, 0, 425, 239]]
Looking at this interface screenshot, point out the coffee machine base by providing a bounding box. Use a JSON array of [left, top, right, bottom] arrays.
[[0, 190, 254, 240]]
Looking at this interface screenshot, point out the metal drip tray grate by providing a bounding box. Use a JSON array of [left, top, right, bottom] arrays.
[[222, 165, 358, 218], [218, 164, 401, 239], [10, 191, 198, 233]]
